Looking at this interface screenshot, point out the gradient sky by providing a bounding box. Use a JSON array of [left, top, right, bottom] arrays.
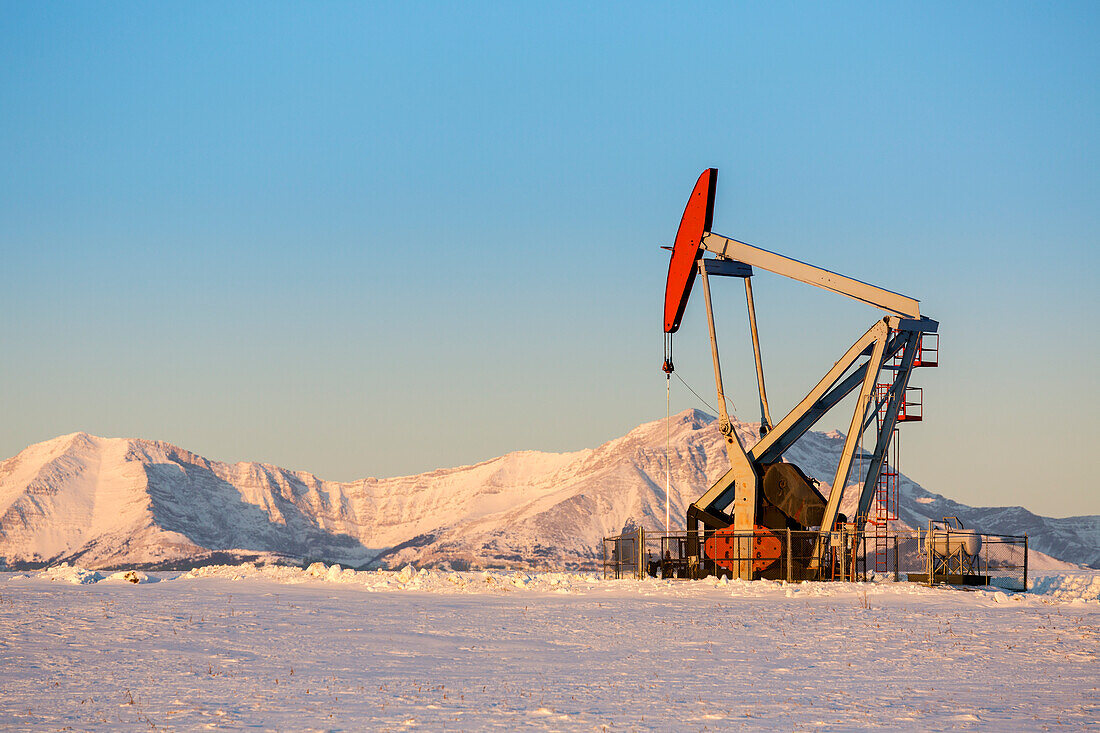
[[2, 3, 1097, 517]]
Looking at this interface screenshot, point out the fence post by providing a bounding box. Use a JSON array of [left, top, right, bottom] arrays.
[[1023, 534, 1028, 592], [893, 534, 899, 582], [854, 531, 859, 581], [839, 531, 847, 581], [615, 538, 622, 579], [637, 527, 645, 580], [927, 530, 934, 587], [852, 529, 860, 581], [786, 528, 792, 583]]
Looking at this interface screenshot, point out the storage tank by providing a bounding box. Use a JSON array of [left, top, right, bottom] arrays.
[[929, 528, 981, 557]]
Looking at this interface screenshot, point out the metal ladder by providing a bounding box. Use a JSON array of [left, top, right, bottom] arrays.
[[869, 331, 937, 573]]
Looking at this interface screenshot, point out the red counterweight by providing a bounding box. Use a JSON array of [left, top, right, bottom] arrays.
[[704, 525, 783, 574]]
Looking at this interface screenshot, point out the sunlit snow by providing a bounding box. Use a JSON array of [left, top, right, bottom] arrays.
[[2, 564, 1097, 731]]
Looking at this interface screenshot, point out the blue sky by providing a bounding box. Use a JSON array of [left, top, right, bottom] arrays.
[[2, 2, 1097, 516]]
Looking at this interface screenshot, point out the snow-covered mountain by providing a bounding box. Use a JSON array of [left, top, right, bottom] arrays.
[[1, 410, 1096, 570]]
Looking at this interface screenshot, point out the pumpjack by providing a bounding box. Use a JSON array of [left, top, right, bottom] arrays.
[[662, 168, 938, 580]]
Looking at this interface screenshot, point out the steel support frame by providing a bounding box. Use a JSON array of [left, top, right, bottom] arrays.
[[853, 328, 922, 533], [680, 242, 935, 580], [749, 322, 906, 465], [688, 320, 895, 576], [692, 321, 898, 519], [817, 322, 889, 536], [688, 318, 932, 579], [744, 277, 772, 434], [697, 262, 758, 578]]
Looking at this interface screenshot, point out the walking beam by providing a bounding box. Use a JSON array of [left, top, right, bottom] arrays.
[[700, 232, 921, 319]]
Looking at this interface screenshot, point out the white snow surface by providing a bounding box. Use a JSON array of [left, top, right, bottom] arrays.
[[29, 561, 1100, 603], [1, 411, 1097, 570], [2, 565, 1097, 731]]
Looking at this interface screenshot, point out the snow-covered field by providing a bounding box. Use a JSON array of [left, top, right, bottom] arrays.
[[2, 565, 1097, 731]]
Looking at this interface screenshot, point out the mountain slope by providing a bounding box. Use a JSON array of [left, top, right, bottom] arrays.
[[0, 411, 1095, 569]]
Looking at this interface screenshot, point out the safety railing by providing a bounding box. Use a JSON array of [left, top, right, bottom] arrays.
[[603, 528, 865, 583], [602, 527, 1028, 590]]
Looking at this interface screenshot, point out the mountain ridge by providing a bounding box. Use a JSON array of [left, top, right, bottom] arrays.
[[1, 411, 1096, 570]]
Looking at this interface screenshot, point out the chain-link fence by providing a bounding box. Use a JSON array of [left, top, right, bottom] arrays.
[[899, 531, 1028, 591], [601, 533, 642, 579], [603, 527, 1028, 590], [980, 535, 1029, 591], [604, 528, 866, 583]]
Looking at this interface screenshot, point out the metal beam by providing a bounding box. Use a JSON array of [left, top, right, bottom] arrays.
[[750, 321, 889, 463], [744, 277, 772, 433], [699, 263, 748, 467], [698, 262, 758, 569], [702, 258, 753, 278], [819, 327, 888, 535], [691, 468, 738, 519], [701, 232, 921, 318], [855, 330, 922, 529], [749, 327, 907, 466], [886, 316, 938, 333]]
